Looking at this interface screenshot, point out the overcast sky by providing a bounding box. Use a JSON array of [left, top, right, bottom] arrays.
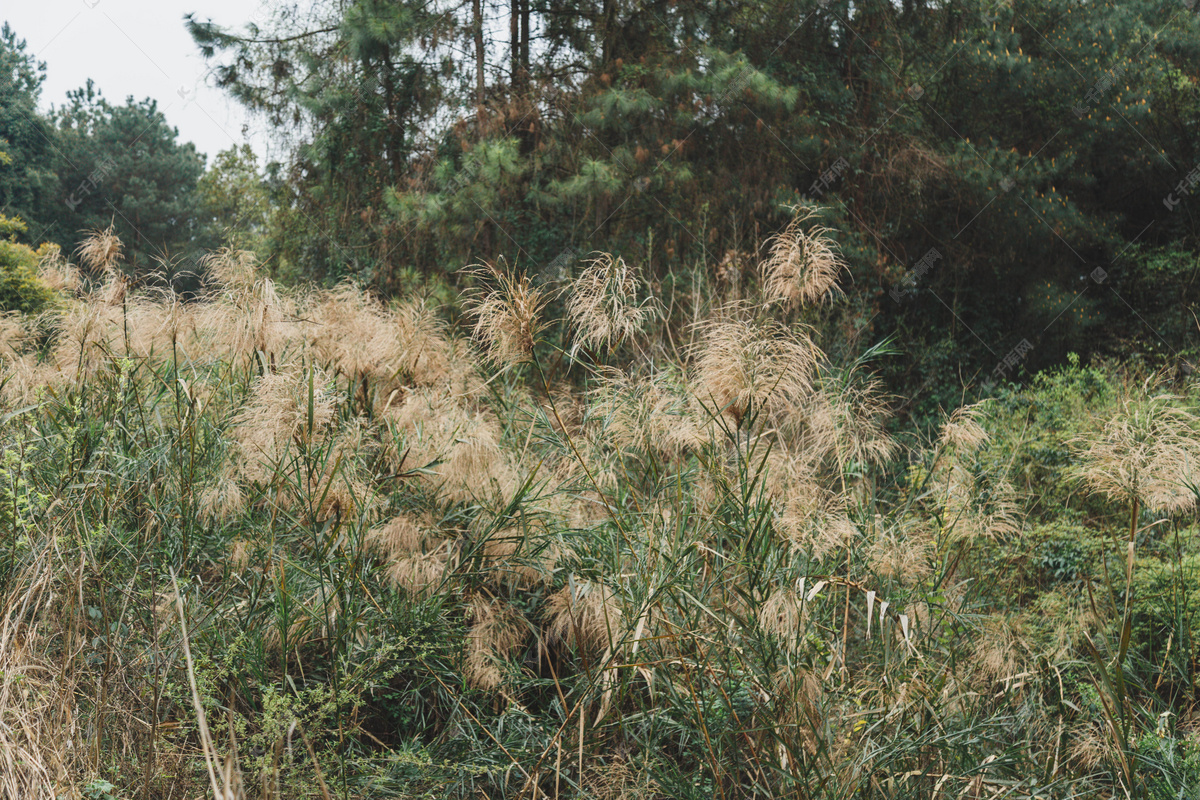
[[5, 0, 273, 166]]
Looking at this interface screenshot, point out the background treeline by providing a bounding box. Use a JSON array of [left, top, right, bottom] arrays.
[[5, 0, 1200, 415]]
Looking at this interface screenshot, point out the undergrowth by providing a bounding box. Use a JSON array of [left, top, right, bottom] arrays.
[[0, 220, 1198, 798]]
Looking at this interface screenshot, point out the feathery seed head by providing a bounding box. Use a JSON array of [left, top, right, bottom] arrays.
[[464, 596, 528, 691], [201, 248, 260, 292], [939, 401, 991, 452], [75, 226, 123, 275], [691, 309, 818, 425], [547, 580, 622, 654], [1076, 392, 1200, 513], [760, 208, 845, 309], [567, 252, 655, 354], [464, 261, 548, 365]]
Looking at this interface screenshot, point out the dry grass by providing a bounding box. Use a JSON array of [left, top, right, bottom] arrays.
[[1076, 390, 1200, 514], [74, 225, 123, 275], [759, 207, 845, 309], [0, 220, 1188, 799], [567, 253, 655, 355], [463, 260, 548, 366], [690, 308, 818, 425]]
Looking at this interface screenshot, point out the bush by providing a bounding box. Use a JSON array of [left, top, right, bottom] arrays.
[[0, 215, 56, 314]]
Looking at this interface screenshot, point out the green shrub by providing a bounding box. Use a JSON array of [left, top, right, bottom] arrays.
[[1129, 550, 1200, 692], [0, 215, 56, 314]]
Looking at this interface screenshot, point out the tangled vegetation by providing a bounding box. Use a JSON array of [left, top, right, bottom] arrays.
[[1, 218, 1199, 799]]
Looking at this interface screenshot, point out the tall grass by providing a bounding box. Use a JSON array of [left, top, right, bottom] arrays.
[[1, 219, 1198, 798]]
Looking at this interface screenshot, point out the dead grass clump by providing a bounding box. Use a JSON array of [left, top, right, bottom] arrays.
[[777, 482, 857, 560], [759, 586, 808, 647], [0, 314, 24, 360], [464, 596, 528, 692], [690, 310, 818, 426], [383, 389, 518, 503], [760, 208, 845, 309], [581, 756, 660, 800], [463, 261, 548, 366], [969, 614, 1030, 687], [37, 247, 81, 294], [939, 401, 990, 452], [226, 368, 339, 486], [866, 520, 935, 584], [567, 253, 654, 355], [546, 580, 623, 654], [370, 512, 452, 596], [942, 466, 1022, 542], [1075, 392, 1200, 514], [792, 371, 895, 473], [75, 225, 123, 275], [0, 617, 77, 798], [589, 367, 702, 458]]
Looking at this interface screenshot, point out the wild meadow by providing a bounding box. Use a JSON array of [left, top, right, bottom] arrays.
[[0, 217, 1198, 799]]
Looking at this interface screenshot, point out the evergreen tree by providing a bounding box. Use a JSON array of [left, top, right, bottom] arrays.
[[51, 82, 206, 271], [0, 24, 59, 242]]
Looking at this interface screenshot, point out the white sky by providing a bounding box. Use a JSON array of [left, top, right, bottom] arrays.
[[4, 0, 274, 167]]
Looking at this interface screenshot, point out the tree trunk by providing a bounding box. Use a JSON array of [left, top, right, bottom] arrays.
[[520, 0, 530, 78], [510, 0, 520, 89], [473, 0, 485, 124]]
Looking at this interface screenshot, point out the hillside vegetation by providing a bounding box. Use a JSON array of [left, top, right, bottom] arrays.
[[0, 219, 1198, 799]]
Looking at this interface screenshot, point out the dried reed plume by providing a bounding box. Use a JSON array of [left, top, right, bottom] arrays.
[[463, 261, 548, 365], [464, 596, 528, 691], [75, 224, 123, 274], [37, 247, 81, 293], [383, 389, 518, 502], [309, 282, 403, 381], [970, 614, 1029, 686], [201, 247, 259, 291], [866, 520, 935, 583], [371, 513, 426, 557], [778, 481, 858, 559], [370, 513, 451, 596], [794, 371, 895, 473], [589, 367, 702, 457], [1075, 392, 1200, 514], [759, 586, 808, 648], [760, 208, 845, 309], [691, 311, 818, 425], [192, 251, 296, 365], [567, 253, 654, 355], [198, 471, 246, 521], [227, 368, 339, 486], [481, 520, 558, 588], [942, 466, 1022, 542], [0, 314, 23, 359], [546, 580, 622, 654], [939, 401, 991, 452]]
